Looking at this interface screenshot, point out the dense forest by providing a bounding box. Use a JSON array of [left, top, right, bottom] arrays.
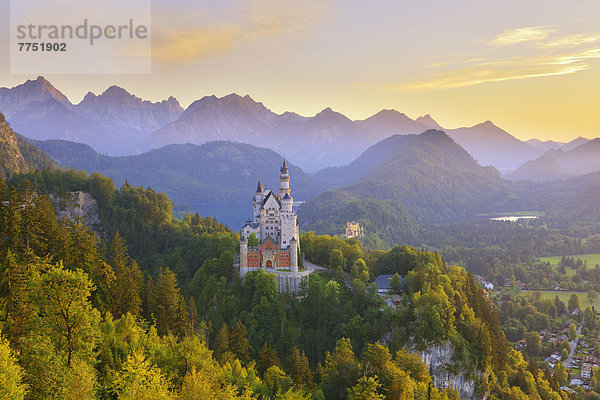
[[0, 168, 580, 399]]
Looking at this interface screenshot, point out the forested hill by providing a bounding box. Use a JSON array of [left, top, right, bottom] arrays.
[[33, 139, 327, 204], [0, 113, 54, 178], [304, 130, 515, 225], [0, 168, 568, 399]]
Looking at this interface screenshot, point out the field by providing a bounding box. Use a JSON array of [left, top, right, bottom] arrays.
[[537, 253, 600, 277], [528, 290, 600, 310], [538, 253, 600, 267]]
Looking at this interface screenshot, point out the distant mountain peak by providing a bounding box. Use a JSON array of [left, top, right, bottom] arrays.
[[314, 107, 350, 122], [479, 120, 497, 128], [416, 114, 444, 130], [376, 109, 407, 117], [0, 76, 72, 117], [102, 85, 132, 97]]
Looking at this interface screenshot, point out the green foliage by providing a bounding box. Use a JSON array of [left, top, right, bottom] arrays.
[[347, 376, 384, 400], [34, 140, 326, 205], [568, 293, 581, 312], [525, 331, 541, 356], [0, 335, 28, 400], [0, 172, 568, 400], [34, 265, 100, 367], [115, 351, 173, 400]]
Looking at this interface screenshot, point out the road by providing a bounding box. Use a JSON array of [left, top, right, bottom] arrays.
[[302, 258, 328, 273], [566, 322, 584, 365]]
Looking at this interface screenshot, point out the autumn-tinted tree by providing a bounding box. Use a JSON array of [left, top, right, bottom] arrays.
[[288, 347, 312, 389], [0, 335, 28, 400], [257, 342, 281, 376], [229, 320, 251, 364], [321, 338, 360, 400]]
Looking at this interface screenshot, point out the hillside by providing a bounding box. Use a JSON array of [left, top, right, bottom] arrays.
[[2, 166, 563, 399], [445, 121, 542, 170], [304, 130, 514, 226], [508, 138, 600, 181], [34, 139, 326, 205], [0, 113, 54, 178], [505, 152, 573, 182]]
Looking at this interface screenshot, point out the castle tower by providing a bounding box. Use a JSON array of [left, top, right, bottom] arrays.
[[279, 159, 290, 197], [240, 236, 248, 276], [290, 237, 298, 273], [253, 180, 263, 223]]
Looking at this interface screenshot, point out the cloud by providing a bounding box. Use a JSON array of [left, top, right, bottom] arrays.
[[152, 26, 241, 62], [491, 26, 555, 46], [540, 33, 600, 49], [151, 0, 327, 65], [377, 49, 600, 93], [490, 26, 600, 50]]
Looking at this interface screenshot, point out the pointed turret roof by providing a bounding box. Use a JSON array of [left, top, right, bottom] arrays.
[[280, 158, 288, 174], [256, 180, 262, 193]]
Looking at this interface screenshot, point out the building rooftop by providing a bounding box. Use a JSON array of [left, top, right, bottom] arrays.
[[374, 274, 404, 290]]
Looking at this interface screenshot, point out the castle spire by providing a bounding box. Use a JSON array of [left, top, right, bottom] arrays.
[[256, 179, 262, 193], [280, 158, 288, 174]]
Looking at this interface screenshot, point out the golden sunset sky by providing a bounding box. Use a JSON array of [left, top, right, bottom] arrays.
[[1, 0, 599, 142]]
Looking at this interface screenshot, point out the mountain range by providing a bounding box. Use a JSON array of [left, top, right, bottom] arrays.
[[32, 139, 327, 206], [3, 76, 590, 173], [507, 138, 600, 181], [3, 107, 600, 245], [525, 137, 590, 153], [0, 77, 182, 155]]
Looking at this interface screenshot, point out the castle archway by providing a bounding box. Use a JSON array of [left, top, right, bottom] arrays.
[[266, 260, 272, 268]]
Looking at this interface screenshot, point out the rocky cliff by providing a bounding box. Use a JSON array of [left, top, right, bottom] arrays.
[[416, 342, 483, 400], [51, 191, 101, 231]]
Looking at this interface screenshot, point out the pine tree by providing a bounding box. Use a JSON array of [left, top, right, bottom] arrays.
[[188, 297, 198, 333], [109, 232, 142, 317], [288, 347, 313, 389], [229, 320, 250, 364], [214, 324, 230, 364], [257, 342, 281, 376], [152, 267, 189, 337], [2, 250, 37, 345]]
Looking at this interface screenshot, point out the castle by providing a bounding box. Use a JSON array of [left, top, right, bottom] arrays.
[[345, 221, 365, 238], [239, 160, 300, 276]]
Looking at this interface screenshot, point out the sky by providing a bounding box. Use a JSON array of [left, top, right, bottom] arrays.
[[1, 0, 599, 142]]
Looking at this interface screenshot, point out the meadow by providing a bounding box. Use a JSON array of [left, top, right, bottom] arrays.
[[532, 290, 600, 310]]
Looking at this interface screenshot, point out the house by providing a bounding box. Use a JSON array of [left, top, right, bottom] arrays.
[[582, 363, 592, 378], [540, 329, 553, 340], [570, 375, 584, 386], [583, 355, 600, 366], [515, 280, 527, 289], [374, 274, 404, 295], [550, 352, 561, 361]]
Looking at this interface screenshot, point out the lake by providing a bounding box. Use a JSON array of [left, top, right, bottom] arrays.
[[179, 201, 305, 229]]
